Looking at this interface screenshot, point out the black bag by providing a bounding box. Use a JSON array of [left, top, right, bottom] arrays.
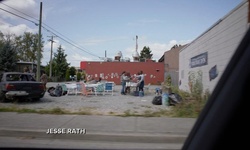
[[133, 91, 139, 96], [54, 84, 63, 97], [47, 87, 55, 93], [169, 93, 182, 105], [48, 85, 63, 97], [152, 95, 162, 105]]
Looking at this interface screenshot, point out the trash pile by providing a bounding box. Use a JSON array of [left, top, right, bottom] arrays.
[[152, 87, 182, 106], [47, 84, 67, 97]]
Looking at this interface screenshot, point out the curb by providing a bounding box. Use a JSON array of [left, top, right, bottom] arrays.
[[0, 128, 187, 144]]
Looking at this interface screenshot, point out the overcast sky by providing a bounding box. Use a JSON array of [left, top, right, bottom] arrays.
[[0, 0, 243, 67]]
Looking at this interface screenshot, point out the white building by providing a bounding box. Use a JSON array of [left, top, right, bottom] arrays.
[[179, 1, 249, 93]]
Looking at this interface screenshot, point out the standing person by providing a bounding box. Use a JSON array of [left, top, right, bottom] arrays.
[[135, 72, 141, 92], [125, 71, 132, 94], [40, 70, 48, 89], [32, 66, 37, 78], [137, 71, 145, 92], [23, 67, 29, 73], [120, 71, 128, 95]]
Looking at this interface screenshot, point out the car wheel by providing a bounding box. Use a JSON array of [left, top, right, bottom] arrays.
[[0, 91, 8, 103]]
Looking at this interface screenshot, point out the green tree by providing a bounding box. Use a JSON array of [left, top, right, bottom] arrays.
[[0, 32, 4, 51], [65, 68, 70, 81], [0, 37, 17, 71], [76, 72, 81, 81], [69, 66, 76, 77], [139, 46, 153, 62], [53, 45, 70, 79], [14, 32, 44, 62], [44, 63, 50, 76]]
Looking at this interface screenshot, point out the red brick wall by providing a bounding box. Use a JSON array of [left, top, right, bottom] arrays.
[[80, 61, 164, 85]]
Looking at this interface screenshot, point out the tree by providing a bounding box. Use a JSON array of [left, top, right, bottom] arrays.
[[0, 38, 17, 71], [139, 46, 153, 62], [76, 72, 81, 81], [65, 68, 70, 81], [0, 32, 4, 51], [69, 66, 76, 77], [53, 45, 70, 79], [14, 32, 44, 62]]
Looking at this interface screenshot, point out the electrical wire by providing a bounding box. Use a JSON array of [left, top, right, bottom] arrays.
[[1, 3, 39, 21], [0, 4, 101, 59], [0, 7, 38, 25], [43, 27, 101, 58]]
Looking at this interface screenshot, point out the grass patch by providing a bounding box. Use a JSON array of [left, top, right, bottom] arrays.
[[169, 99, 207, 118], [140, 105, 152, 108], [0, 106, 39, 113], [39, 107, 68, 114], [109, 111, 115, 115], [0, 107, 19, 112], [75, 107, 97, 115], [166, 86, 209, 118], [119, 110, 142, 117], [127, 102, 134, 104], [0, 106, 88, 115], [118, 108, 172, 117]]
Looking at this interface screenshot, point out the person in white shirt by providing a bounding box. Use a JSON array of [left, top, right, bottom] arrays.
[[120, 71, 129, 95]]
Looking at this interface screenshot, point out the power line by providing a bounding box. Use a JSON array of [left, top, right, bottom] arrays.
[[0, 4, 101, 59], [1, 3, 39, 21], [42, 26, 101, 58], [0, 7, 38, 25]]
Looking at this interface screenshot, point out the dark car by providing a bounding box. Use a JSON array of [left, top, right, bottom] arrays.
[[0, 72, 46, 102]]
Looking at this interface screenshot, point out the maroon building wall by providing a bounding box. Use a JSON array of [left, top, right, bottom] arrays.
[[80, 61, 164, 85]]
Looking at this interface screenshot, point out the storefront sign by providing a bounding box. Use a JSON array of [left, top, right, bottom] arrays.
[[190, 52, 208, 68]]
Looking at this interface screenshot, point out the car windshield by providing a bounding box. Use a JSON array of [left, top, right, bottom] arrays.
[[6, 74, 36, 81], [6, 74, 21, 81], [0, 0, 247, 150]]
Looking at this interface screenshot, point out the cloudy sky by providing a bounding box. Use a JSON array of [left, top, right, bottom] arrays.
[[0, 0, 243, 67]]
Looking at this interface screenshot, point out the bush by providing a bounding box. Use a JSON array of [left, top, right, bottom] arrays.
[[65, 69, 70, 81], [76, 72, 81, 81], [161, 83, 210, 118]]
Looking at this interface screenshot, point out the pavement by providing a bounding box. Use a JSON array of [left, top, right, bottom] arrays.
[[0, 112, 196, 149]]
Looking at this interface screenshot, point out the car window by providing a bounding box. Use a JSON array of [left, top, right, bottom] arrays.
[[28, 74, 36, 81], [20, 75, 28, 81], [6, 74, 20, 81]]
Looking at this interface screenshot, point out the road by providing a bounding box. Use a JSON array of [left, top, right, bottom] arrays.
[[0, 112, 196, 149], [0, 136, 183, 149]]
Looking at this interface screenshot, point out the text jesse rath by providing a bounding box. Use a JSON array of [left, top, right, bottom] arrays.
[[46, 128, 86, 134]]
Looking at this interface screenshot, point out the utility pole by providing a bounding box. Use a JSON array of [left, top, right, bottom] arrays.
[[36, 2, 42, 81], [48, 35, 56, 78]]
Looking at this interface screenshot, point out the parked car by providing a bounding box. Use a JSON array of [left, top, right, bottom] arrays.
[[0, 72, 46, 102]]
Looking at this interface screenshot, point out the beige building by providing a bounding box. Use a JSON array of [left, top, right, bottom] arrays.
[[159, 45, 187, 86], [179, 1, 249, 93]]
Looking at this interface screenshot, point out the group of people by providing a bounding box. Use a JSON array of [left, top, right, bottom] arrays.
[[23, 66, 48, 89], [120, 70, 144, 95]]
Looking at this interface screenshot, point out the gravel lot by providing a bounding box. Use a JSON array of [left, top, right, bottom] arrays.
[[0, 82, 170, 116]]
